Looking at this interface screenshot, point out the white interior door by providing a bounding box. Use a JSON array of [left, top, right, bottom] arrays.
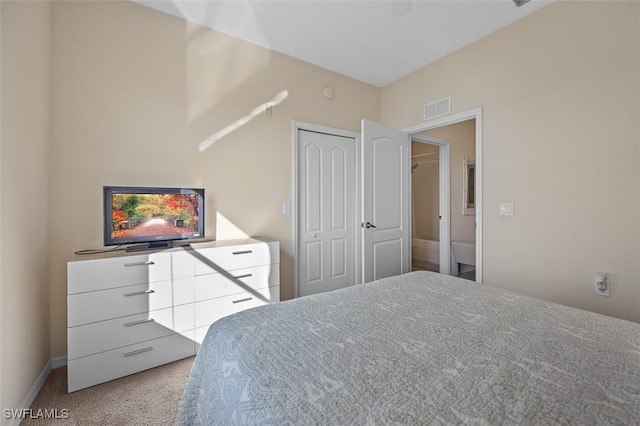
[[297, 129, 356, 296], [361, 120, 410, 283]]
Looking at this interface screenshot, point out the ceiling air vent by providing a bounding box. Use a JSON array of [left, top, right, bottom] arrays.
[[423, 96, 451, 121]]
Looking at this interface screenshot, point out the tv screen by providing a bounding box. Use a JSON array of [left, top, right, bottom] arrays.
[[104, 186, 204, 248]]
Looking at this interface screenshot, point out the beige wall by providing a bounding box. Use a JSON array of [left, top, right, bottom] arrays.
[[48, 1, 380, 357], [382, 1, 640, 322], [0, 0, 52, 419], [411, 141, 439, 241]]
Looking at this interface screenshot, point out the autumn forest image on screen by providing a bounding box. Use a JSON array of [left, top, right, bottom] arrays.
[[111, 193, 200, 238]]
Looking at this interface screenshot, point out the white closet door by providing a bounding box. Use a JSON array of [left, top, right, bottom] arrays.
[[298, 130, 356, 296], [361, 120, 410, 283]]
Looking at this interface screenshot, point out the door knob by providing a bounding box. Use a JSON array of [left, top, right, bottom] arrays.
[[364, 222, 376, 229]]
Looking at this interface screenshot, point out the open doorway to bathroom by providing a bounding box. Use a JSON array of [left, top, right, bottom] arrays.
[[411, 140, 441, 273], [417, 119, 476, 281]]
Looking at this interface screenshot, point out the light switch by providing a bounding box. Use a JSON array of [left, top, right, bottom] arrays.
[[499, 202, 514, 216], [283, 203, 291, 215]]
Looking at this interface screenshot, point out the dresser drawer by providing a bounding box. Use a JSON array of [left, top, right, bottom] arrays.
[[194, 264, 279, 302], [68, 332, 195, 392], [68, 250, 195, 294], [68, 280, 172, 327], [194, 241, 279, 276], [194, 285, 279, 329], [68, 304, 194, 360], [161, 248, 196, 279], [173, 276, 195, 306]]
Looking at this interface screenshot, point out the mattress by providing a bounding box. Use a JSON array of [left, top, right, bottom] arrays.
[[177, 271, 640, 425]]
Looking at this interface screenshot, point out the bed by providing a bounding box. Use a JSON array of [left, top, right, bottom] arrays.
[[177, 271, 640, 425]]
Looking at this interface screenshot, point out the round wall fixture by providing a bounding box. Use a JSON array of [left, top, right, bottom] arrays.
[[322, 86, 334, 99]]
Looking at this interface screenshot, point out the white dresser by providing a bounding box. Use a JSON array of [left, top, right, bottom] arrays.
[[67, 238, 280, 392]]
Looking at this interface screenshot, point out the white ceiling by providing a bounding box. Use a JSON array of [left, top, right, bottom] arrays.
[[134, 0, 552, 87]]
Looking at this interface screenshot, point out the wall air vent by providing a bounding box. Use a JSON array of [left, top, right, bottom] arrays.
[[423, 96, 451, 121]]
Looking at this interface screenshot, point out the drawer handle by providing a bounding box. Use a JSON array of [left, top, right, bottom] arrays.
[[123, 347, 153, 357], [124, 261, 155, 267], [232, 297, 253, 304], [232, 250, 253, 255], [233, 273, 253, 280], [123, 318, 155, 327], [123, 289, 155, 297]]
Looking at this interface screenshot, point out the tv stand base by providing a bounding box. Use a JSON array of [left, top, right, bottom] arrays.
[[125, 241, 171, 252]]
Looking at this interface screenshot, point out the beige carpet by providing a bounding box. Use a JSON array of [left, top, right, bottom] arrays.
[[22, 356, 195, 425]]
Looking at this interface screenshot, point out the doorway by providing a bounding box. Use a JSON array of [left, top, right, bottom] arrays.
[[293, 119, 412, 296], [409, 133, 450, 275], [293, 123, 360, 298], [411, 139, 441, 273], [293, 107, 483, 297], [405, 107, 483, 283], [411, 121, 476, 280]]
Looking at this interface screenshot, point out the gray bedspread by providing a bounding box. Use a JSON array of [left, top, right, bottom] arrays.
[[177, 271, 640, 425]]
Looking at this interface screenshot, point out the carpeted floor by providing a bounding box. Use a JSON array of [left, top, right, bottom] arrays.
[[22, 356, 195, 425]]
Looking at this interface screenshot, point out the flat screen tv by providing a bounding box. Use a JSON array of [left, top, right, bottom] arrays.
[[104, 186, 204, 250]]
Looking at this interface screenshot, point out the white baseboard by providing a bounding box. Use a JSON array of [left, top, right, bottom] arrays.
[[7, 356, 67, 426], [51, 355, 67, 369]]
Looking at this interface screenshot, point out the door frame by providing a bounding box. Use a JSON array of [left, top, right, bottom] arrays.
[[292, 121, 361, 298], [410, 134, 451, 275], [404, 106, 483, 283]]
